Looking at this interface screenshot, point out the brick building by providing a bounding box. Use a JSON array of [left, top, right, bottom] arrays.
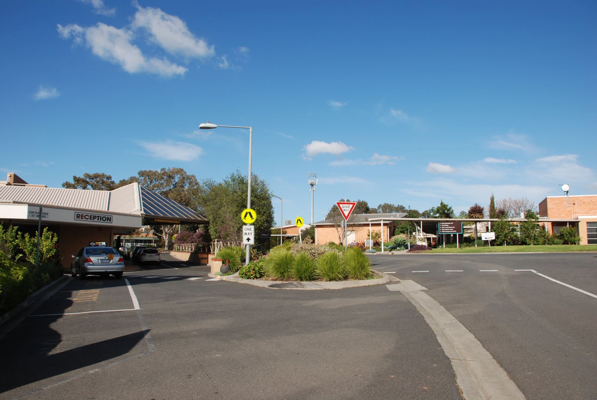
[[539, 195, 597, 245]]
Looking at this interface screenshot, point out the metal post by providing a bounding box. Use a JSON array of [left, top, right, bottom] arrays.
[[246, 127, 252, 265], [36, 206, 42, 269], [381, 220, 384, 253], [311, 186, 314, 225], [343, 219, 347, 250], [457, 233, 459, 248], [369, 221, 372, 251], [280, 197, 283, 246], [408, 224, 410, 250]]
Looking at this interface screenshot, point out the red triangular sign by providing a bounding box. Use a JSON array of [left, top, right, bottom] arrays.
[[336, 202, 357, 220]]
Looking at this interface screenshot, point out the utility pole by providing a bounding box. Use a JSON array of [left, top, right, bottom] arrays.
[[309, 173, 318, 224]]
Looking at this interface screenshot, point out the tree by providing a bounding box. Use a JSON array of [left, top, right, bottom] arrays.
[[376, 203, 406, 213], [354, 200, 371, 215], [496, 198, 537, 219], [559, 226, 580, 245], [489, 194, 497, 219], [493, 218, 517, 245], [430, 200, 454, 218], [520, 210, 540, 245], [467, 203, 485, 242], [198, 171, 274, 244], [468, 204, 485, 219], [62, 173, 117, 190]]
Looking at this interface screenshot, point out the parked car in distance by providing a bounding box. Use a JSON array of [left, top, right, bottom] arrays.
[[129, 246, 145, 261], [138, 248, 161, 264], [71, 246, 124, 279]]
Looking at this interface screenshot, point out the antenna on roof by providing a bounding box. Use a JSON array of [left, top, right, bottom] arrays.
[[561, 184, 570, 207], [309, 173, 318, 224]]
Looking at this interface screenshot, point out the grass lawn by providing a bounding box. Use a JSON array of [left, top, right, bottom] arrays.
[[427, 245, 597, 254]]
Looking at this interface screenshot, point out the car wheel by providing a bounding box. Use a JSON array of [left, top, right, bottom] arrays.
[[71, 265, 77, 277], [114, 272, 123, 279]]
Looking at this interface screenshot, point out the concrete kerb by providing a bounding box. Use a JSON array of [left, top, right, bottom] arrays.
[[0, 275, 69, 330], [207, 269, 398, 290]]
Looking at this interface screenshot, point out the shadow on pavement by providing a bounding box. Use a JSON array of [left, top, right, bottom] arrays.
[[0, 329, 150, 393]]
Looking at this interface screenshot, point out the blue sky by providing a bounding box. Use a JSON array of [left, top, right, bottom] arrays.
[[1, 0, 596, 224]]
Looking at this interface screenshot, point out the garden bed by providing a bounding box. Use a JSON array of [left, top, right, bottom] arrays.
[[208, 269, 395, 290]]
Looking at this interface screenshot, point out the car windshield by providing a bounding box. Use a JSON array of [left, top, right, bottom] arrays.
[[143, 249, 158, 254], [86, 247, 118, 256]]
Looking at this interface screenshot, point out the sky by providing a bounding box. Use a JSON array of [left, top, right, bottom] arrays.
[[1, 0, 596, 225]]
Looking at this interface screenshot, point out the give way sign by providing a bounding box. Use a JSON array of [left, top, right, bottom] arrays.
[[336, 202, 357, 220]]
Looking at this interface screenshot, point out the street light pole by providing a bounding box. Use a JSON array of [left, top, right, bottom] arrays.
[[272, 195, 283, 246], [200, 122, 253, 266]]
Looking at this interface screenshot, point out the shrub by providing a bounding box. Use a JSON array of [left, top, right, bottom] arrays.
[[559, 227, 580, 245], [293, 253, 315, 281], [0, 252, 31, 315], [392, 237, 409, 249], [349, 242, 366, 251], [216, 246, 243, 272], [239, 259, 265, 279], [265, 247, 295, 279], [344, 247, 371, 280], [316, 251, 346, 281], [407, 245, 432, 252], [174, 230, 206, 244], [289, 243, 333, 260]]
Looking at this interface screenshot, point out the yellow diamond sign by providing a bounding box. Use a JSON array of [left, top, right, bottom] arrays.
[[241, 208, 257, 224]]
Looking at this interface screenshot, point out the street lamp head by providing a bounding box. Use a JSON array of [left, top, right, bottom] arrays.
[[199, 122, 218, 129]]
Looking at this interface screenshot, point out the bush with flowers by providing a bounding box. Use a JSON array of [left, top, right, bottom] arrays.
[[238, 258, 265, 279]]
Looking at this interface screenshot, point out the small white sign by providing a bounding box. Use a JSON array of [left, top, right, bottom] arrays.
[[482, 232, 495, 241], [243, 225, 255, 245], [365, 239, 373, 247]]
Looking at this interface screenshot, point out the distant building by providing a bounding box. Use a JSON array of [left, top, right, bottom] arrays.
[[539, 195, 597, 245]]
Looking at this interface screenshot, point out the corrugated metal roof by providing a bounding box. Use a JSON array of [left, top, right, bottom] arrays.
[[109, 183, 141, 214], [0, 185, 109, 210], [140, 186, 207, 222]]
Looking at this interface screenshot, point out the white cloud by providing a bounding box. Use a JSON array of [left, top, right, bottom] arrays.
[[34, 86, 60, 100], [131, 5, 215, 59], [406, 179, 551, 204], [484, 158, 517, 164], [328, 100, 347, 110], [236, 46, 250, 60], [487, 133, 536, 152], [427, 163, 455, 174], [186, 129, 212, 139], [58, 23, 187, 77], [139, 140, 203, 161], [390, 109, 410, 121], [77, 0, 115, 16], [303, 141, 354, 160], [529, 154, 595, 189], [318, 176, 370, 185], [330, 153, 403, 166], [218, 55, 230, 69]]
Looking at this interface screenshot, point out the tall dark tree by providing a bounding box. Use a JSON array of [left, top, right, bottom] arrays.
[[489, 194, 497, 219], [62, 173, 117, 190], [430, 200, 454, 218], [467, 204, 485, 219], [198, 171, 274, 243], [376, 203, 407, 213]]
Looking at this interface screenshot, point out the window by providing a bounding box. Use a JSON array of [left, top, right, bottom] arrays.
[[588, 222, 597, 245]]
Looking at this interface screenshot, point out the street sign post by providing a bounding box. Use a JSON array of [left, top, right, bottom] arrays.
[[482, 231, 495, 248], [438, 221, 463, 248], [295, 216, 304, 244], [336, 202, 357, 249], [243, 225, 255, 245], [241, 209, 257, 224]]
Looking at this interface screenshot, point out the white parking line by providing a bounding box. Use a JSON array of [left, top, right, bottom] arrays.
[[480, 270, 498, 272], [515, 269, 535, 272], [206, 278, 220, 281], [385, 271, 396, 274], [31, 309, 137, 317], [531, 270, 597, 300], [187, 277, 202, 281], [125, 278, 141, 310], [446, 270, 463, 273], [412, 271, 429, 273]]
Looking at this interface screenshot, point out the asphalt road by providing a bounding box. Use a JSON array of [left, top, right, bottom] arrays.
[[1, 252, 596, 399], [371, 252, 597, 400]]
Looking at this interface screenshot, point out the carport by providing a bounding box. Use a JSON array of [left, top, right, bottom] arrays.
[[0, 175, 207, 268]]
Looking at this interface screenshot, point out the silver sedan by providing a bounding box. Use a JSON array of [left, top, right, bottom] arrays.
[[71, 246, 125, 279]]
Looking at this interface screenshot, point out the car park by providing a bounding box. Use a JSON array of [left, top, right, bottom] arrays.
[[71, 246, 124, 279], [138, 248, 161, 264]]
